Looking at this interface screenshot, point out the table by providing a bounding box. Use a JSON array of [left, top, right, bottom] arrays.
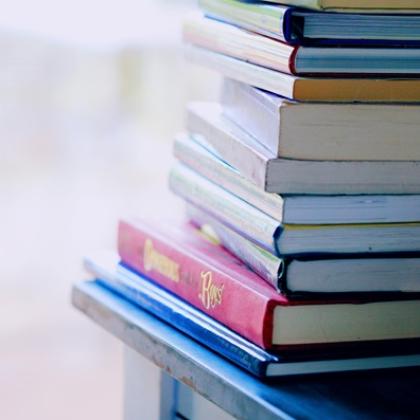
[[72, 281, 420, 420]]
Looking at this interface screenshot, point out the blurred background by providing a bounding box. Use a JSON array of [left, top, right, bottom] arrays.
[[0, 0, 220, 418]]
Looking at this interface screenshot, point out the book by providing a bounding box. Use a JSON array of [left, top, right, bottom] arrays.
[[261, 0, 420, 12], [187, 204, 420, 295], [185, 15, 420, 76], [187, 102, 420, 194], [83, 257, 420, 377], [199, 0, 420, 45], [174, 134, 420, 224], [187, 46, 420, 103], [221, 79, 420, 161], [169, 162, 420, 257], [118, 217, 420, 349]]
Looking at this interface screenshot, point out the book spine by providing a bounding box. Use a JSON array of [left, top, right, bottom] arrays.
[[118, 220, 273, 348], [173, 134, 285, 220], [289, 45, 299, 75], [186, 102, 271, 190], [283, 7, 299, 44], [187, 204, 285, 292], [169, 162, 280, 253], [221, 79, 282, 156]]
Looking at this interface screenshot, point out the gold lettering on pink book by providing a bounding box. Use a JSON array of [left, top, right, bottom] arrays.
[[199, 271, 224, 309], [144, 239, 180, 283]]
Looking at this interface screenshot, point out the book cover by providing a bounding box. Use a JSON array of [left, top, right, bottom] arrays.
[[84, 254, 278, 377], [118, 217, 281, 348]]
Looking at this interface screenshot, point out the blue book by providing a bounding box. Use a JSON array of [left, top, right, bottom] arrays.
[[200, 0, 420, 46], [84, 253, 420, 378]]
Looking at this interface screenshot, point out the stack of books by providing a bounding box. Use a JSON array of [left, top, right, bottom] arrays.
[[86, 0, 420, 378]]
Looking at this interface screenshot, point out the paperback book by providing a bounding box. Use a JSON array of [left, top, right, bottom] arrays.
[[174, 133, 420, 224], [186, 102, 420, 194], [170, 162, 420, 257], [221, 79, 420, 160], [187, 204, 420, 295]]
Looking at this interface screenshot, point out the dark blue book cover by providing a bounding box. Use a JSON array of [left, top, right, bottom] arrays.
[[202, 1, 420, 47], [84, 254, 420, 377]]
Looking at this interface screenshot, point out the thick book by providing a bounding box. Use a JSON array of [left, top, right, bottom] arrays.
[[174, 134, 420, 224], [221, 79, 420, 161], [199, 0, 420, 45], [169, 162, 420, 256], [186, 102, 420, 194], [83, 257, 420, 377], [118, 217, 420, 349], [187, 46, 420, 103], [187, 204, 420, 295], [185, 15, 420, 76]]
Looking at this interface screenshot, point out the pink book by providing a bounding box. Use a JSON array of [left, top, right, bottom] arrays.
[[117, 218, 420, 350]]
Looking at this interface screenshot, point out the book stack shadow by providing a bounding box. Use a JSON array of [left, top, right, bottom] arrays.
[[85, 0, 420, 378]]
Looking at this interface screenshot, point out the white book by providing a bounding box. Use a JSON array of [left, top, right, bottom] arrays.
[[221, 79, 420, 161], [174, 134, 420, 224], [170, 162, 420, 256], [186, 101, 420, 194], [188, 204, 420, 294]]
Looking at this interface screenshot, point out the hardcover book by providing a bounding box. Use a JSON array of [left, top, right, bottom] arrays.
[[186, 102, 420, 194], [199, 0, 420, 45], [83, 256, 420, 377], [118, 217, 420, 349], [221, 79, 420, 161], [174, 133, 420, 224], [261, 0, 420, 12], [169, 162, 420, 256], [187, 46, 420, 103], [184, 15, 420, 76], [187, 204, 420, 295]]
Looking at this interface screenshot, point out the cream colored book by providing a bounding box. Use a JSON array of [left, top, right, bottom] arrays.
[[221, 79, 420, 161], [186, 102, 420, 194]]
